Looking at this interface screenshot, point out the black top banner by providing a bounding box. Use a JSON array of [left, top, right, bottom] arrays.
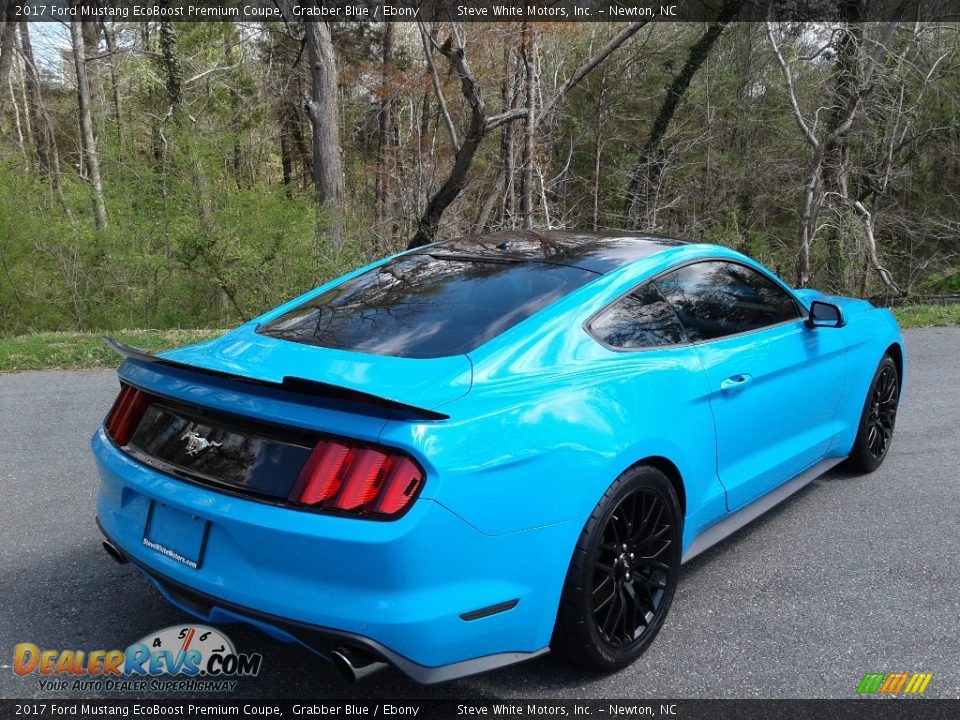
[[1, 701, 960, 720], [7, 0, 960, 23]]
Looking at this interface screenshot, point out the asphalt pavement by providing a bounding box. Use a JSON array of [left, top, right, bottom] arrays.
[[1, 327, 958, 699]]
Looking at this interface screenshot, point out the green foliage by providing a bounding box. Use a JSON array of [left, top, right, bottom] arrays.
[[2, 20, 959, 341], [0, 125, 361, 336], [892, 304, 960, 328], [0, 328, 225, 373]]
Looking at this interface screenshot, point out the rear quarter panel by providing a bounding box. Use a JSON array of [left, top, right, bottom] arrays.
[[379, 309, 726, 553]]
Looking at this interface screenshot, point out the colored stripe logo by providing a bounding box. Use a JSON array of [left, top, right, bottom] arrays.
[[857, 672, 932, 694]]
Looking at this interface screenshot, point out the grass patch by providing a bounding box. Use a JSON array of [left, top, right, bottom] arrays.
[[0, 329, 225, 373], [892, 304, 960, 328], [0, 304, 957, 373]]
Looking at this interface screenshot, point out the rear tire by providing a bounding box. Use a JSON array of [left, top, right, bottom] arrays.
[[845, 354, 899, 474], [552, 465, 682, 672]]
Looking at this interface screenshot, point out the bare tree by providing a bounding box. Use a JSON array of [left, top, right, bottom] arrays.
[[277, 4, 344, 243], [19, 21, 73, 222], [70, 17, 108, 229], [520, 22, 538, 229], [102, 21, 123, 154], [767, 20, 901, 291], [374, 22, 394, 243], [474, 34, 523, 234], [304, 21, 344, 239], [81, 16, 101, 108], [409, 21, 648, 248], [623, 1, 742, 229], [158, 20, 181, 111], [18, 20, 47, 170]]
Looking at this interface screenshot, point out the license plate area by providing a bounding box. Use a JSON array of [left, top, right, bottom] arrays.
[[143, 501, 209, 569]]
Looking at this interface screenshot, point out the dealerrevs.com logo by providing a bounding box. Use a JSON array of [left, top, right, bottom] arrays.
[[13, 625, 262, 692]]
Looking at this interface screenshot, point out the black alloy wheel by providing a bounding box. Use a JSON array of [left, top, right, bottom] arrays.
[[592, 489, 672, 647], [866, 364, 898, 459], [846, 354, 900, 473], [553, 465, 682, 671]]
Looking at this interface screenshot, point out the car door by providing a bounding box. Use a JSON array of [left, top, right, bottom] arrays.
[[587, 281, 729, 543], [655, 260, 847, 511]]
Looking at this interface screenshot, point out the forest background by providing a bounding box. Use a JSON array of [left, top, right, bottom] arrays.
[[1, 1, 958, 347]]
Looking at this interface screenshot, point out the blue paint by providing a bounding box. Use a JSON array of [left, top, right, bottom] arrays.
[[93, 239, 904, 679]]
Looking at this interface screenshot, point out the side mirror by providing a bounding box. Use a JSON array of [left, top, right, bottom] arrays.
[[807, 300, 844, 328]]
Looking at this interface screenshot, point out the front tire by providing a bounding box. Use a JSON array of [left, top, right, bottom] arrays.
[[845, 354, 900, 474], [553, 465, 682, 671]]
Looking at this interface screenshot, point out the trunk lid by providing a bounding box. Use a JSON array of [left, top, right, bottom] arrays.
[[159, 322, 473, 412]]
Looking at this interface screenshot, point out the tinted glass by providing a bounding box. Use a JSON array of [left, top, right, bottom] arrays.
[[655, 261, 799, 341], [590, 283, 686, 349], [429, 233, 684, 273], [257, 254, 596, 358]]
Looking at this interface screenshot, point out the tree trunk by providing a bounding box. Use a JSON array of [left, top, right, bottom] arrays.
[[19, 21, 46, 169], [0, 2, 17, 118], [81, 17, 101, 108], [233, 137, 243, 189], [14, 51, 31, 145], [158, 20, 181, 111], [623, 2, 740, 229], [8, 63, 25, 159], [592, 69, 608, 229], [796, 149, 823, 287], [278, 91, 311, 188], [474, 165, 504, 234], [500, 38, 520, 227], [280, 130, 292, 189], [102, 21, 123, 155], [20, 19, 72, 224], [520, 23, 537, 229], [70, 18, 108, 229], [820, 18, 861, 291], [292, 12, 344, 246], [409, 36, 489, 248], [374, 22, 394, 241], [851, 200, 900, 294]]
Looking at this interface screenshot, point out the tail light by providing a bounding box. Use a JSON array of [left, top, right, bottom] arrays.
[[290, 439, 424, 518], [104, 384, 151, 447]]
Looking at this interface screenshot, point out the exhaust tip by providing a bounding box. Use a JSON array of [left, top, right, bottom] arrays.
[[101, 540, 128, 565], [330, 647, 388, 682]]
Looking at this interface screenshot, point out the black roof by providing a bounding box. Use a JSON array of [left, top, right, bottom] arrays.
[[418, 230, 684, 274]]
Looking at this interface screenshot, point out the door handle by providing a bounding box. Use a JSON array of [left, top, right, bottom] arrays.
[[720, 374, 752, 392]]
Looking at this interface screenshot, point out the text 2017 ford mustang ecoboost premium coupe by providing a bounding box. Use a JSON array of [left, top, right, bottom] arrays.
[[93, 232, 903, 683]]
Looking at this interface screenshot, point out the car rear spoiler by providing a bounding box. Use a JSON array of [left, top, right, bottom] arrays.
[[103, 337, 450, 422]]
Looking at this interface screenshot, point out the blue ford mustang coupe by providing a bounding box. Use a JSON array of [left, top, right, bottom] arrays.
[[93, 232, 904, 682]]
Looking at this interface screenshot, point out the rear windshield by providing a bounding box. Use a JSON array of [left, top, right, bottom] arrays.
[[257, 254, 596, 358]]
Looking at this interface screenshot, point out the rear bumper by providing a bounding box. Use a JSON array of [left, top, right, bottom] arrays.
[[92, 428, 569, 680], [97, 520, 545, 683]]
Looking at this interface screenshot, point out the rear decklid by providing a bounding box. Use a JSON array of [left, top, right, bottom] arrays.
[[155, 322, 473, 413], [102, 326, 464, 510]]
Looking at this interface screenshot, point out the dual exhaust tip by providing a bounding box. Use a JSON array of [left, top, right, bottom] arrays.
[[330, 647, 388, 681], [101, 539, 128, 565], [100, 538, 387, 681]]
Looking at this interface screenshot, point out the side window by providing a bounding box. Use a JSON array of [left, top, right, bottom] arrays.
[[589, 283, 686, 349], [655, 261, 800, 342]]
